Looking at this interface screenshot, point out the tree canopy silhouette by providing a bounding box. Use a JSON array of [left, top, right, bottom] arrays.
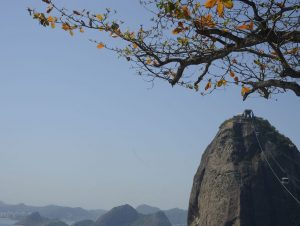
[[29, 0, 300, 100]]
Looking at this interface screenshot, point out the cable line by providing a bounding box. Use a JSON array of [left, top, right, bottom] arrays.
[[251, 117, 300, 206]]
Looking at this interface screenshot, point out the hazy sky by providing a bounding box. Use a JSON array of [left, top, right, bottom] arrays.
[[0, 0, 299, 210]]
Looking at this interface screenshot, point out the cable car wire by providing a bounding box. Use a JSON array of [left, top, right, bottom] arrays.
[[251, 117, 300, 206]]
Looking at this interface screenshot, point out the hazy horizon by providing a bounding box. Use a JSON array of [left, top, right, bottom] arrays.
[[0, 199, 185, 211], [1, 0, 299, 211]]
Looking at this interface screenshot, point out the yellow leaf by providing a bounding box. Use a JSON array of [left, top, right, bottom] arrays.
[[146, 57, 152, 65], [195, 2, 201, 9], [79, 27, 84, 33], [96, 14, 104, 21], [217, 2, 224, 17], [97, 43, 105, 49], [217, 80, 223, 87], [205, 0, 217, 8], [133, 43, 138, 49], [51, 22, 55, 29], [216, 79, 227, 87], [223, 0, 233, 9]]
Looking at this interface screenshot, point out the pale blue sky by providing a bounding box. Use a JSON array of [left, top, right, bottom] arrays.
[[0, 0, 299, 210]]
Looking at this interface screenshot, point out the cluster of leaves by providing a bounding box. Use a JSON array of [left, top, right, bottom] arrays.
[[29, 0, 300, 100]]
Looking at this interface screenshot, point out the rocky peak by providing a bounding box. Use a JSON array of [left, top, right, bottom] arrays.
[[188, 114, 300, 226]]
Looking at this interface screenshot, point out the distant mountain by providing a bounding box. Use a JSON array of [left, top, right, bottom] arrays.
[[95, 204, 171, 226], [43, 220, 68, 226], [37, 205, 101, 222], [15, 212, 68, 226], [164, 208, 187, 226], [0, 201, 186, 225], [131, 211, 171, 226], [95, 204, 139, 226], [136, 204, 160, 215], [135, 204, 187, 226], [71, 219, 94, 226], [16, 212, 47, 226], [0, 201, 106, 222]]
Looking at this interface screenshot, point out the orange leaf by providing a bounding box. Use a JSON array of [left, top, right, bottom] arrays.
[[172, 27, 183, 35], [237, 21, 254, 30], [230, 71, 235, 77], [195, 14, 215, 28], [178, 21, 184, 28], [249, 21, 254, 30], [205, 0, 217, 8], [236, 24, 248, 30], [97, 43, 105, 49], [62, 23, 71, 31], [241, 86, 251, 96], [181, 5, 191, 18], [51, 22, 55, 29], [234, 76, 239, 84], [47, 16, 54, 22], [79, 27, 84, 33], [205, 81, 212, 90]]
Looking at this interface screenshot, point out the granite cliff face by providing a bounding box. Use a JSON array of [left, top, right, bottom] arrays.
[[188, 115, 300, 226]]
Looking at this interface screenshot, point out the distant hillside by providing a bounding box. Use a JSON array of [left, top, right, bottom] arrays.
[[71, 219, 94, 226], [0, 202, 106, 221], [131, 211, 171, 226], [136, 204, 160, 215], [95, 204, 139, 226], [0, 201, 187, 225], [135, 204, 187, 226], [15, 212, 68, 226], [164, 208, 187, 226], [95, 204, 171, 226]]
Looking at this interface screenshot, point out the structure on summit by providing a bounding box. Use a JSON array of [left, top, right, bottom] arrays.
[[242, 109, 254, 119]]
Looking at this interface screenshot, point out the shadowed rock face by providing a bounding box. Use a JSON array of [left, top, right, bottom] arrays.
[[188, 116, 300, 226]]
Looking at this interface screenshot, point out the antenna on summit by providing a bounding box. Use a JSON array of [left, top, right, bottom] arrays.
[[243, 109, 254, 119]]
